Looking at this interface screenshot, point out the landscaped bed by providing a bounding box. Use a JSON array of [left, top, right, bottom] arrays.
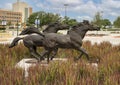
[[0, 41, 119, 85]]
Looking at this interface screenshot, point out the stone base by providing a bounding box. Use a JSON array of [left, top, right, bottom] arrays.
[[25, 59, 38, 64], [15, 58, 68, 77]]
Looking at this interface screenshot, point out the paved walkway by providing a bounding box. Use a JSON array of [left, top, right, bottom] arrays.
[[84, 34, 120, 45], [0, 31, 120, 45]]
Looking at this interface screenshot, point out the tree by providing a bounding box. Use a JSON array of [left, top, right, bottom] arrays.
[[113, 16, 120, 28], [67, 19, 78, 26], [101, 19, 111, 29], [92, 12, 111, 29], [62, 16, 78, 26], [92, 12, 103, 27], [27, 11, 61, 27], [27, 11, 78, 28]]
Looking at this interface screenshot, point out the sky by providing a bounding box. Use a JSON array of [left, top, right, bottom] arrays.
[[0, 0, 120, 23]]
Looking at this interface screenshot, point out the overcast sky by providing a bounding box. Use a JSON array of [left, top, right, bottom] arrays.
[[0, 0, 120, 23]]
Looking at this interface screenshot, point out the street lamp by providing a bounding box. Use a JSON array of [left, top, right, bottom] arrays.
[[35, 15, 40, 28], [64, 4, 69, 24], [64, 4, 68, 18]]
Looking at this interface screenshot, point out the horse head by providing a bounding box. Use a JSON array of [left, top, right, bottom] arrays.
[[82, 20, 100, 31], [43, 22, 69, 33], [19, 26, 40, 35], [68, 20, 100, 39]]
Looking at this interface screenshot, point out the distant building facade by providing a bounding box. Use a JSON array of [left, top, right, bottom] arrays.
[[0, 0, 32, 29], [0, 9, 22, 27], [12, 0, 32, 23]]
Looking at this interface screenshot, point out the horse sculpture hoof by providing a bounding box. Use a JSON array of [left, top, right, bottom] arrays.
[[37, 59, 41, 63], [38, 57, 44, 62]]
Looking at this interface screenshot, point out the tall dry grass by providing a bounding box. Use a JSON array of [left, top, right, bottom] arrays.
[[0, 41, 119, 85]]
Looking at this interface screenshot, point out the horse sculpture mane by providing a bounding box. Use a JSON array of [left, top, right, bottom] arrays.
[[19, 26, 41, 35]]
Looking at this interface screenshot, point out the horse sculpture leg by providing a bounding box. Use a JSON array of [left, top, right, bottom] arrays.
[[41, 48, 57, 63], [50, 48, 58, 60], [75, 47, 90, 61], [23, 39, 44, 62], [33, 46, 44, 60], [28, 46, 44, 62], [40, 48, 58, 63], [41, 50, 51, 63], [46, 50, 52, 63]]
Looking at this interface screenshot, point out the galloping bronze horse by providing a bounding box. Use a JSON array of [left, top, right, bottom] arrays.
[[41, 20, 100, 62], [9, 20, 100, 62], [9, 22, 69, 61]]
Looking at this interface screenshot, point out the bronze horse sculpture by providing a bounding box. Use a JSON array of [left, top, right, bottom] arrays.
[[40, 20, 100, 62], [9, 20, 100, 63], [9, 22, 69, 61]]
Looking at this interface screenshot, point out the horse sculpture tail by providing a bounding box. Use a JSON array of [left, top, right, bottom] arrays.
[[9, 37, 23, 48]]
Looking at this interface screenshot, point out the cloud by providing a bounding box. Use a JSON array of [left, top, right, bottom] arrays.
[[5, 0, 117, 23], [36, 3, 44, 8], [101, 0, 120, 9], [34, 0, 120, 22], [1, 0, 120, 22], [77, 15, 93, 21], [73, 1, 99, 15], [3, 3, 12, 10], [46, 0, 82, 5], [36, 0, 98, 15], [108, 12, 119, 17]]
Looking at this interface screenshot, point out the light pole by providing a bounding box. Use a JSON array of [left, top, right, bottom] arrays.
[[64, 4, 68, 24], [64, 4, 68, 18]]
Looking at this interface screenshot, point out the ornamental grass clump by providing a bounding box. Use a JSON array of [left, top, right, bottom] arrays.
[[0, 67, 24, 85], [0, 41, 119, 85]]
